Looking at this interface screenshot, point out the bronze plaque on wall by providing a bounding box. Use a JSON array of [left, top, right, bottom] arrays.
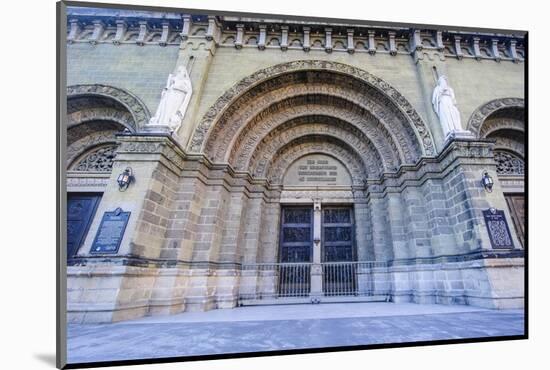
[[482, 208, 514, 249], [90, 208, 131, 254]]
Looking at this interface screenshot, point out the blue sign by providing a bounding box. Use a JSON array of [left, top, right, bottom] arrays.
[[90, 208, 131, 254], [482, 208, 514, 249]]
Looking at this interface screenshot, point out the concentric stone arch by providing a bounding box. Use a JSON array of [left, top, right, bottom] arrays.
[[67, 84, 151, 129], [466, 97, 524, 138], [189, 60, 436, 157]]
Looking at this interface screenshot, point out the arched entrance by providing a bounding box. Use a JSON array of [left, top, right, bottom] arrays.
[[468, 98, 525, 247], [188, 61, 433, 302], [65, 84, 149, 260]]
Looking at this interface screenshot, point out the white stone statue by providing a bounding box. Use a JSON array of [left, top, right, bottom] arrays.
[[148, 65, 193, 133], [432, 75, 470, 139]]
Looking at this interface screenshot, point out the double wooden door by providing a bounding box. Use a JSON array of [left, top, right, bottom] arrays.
[[278, 206, 355, 296]]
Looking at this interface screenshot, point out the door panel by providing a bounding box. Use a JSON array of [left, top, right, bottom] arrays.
[[505, 194, 525, 248], [67, 193, 102, 259], [279, 207, 312, 296], [322, 206, 356, 295]]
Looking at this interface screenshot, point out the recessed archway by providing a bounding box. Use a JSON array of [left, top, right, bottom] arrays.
[[189, 61, 436, 170]]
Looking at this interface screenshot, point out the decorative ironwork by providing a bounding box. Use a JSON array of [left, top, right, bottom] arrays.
[[73, 145, 117, 172], [494, 150, 524, 175]]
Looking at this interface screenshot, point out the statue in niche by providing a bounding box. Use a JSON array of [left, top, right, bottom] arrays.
[[432, 75, 472, 140], [148, 65, 193, 133]]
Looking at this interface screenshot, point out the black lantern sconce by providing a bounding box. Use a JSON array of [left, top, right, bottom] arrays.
[[481, 170, 494, 192], [117, 167, 134, 191]]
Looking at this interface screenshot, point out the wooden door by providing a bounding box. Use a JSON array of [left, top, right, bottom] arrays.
[[67, 193, 102, 259], [278, 207, 313, 296], [322, 206, 356, 295], [505, 194, 525, 248]]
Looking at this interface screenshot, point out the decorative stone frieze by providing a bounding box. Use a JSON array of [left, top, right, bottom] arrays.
[[66, 10, 524, 64], [191, 60, 435, 158], [67, 84, 151, 129], [467, 98, 524, 137]]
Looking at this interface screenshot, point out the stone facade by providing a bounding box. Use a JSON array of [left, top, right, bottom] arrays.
[[65, 6, 525, 323]]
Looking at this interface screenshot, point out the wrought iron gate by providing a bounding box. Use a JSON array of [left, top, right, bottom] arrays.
[[322, 207, 356, 295], [278, 207, 313, 296]]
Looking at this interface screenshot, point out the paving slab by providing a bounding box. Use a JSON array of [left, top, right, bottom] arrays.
[[67, 303, 525, 364]]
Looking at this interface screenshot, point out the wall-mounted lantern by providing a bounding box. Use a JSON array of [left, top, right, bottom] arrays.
[[117, 167, 134, 191], [481, 171, 494, 192]]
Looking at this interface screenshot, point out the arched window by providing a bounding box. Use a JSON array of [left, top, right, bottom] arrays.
[[71, 144, 118, 172], [494, 150, 524, 176]]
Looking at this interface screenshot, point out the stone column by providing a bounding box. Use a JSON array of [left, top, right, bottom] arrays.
[[67, 19, 80, 43], [235, 24, 244, 49], [388, 31, 397, 56], [148, 160, 208, 316], [310, 200, 323, 298], [368, 195, 393, 296], [454, 35, 464, 60], [347, 29, 355, 53], [159, 21, 170, 46], [175, 21, 218, 149], [367, 30, 376, 54], [257, 196, 281, 298], [136, 21, 149, 46], [215, 191, 250, 308], [68, 135, 185, 323], [239, 195, 266, 299], [280, 26, 289, 51], [113, 20, 127, 45], [184, 183, 231, 311], [303, 27, 311, 51]]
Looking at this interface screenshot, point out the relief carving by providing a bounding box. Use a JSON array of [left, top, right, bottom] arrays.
[[67, 84, 151, 129], [189, 61, 435, 157], [466, 98, 524, 138]]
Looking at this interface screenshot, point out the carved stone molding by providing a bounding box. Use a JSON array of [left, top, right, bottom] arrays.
[[67, 84, 151, 129], [116, 135, 187, 173], [67, 106, 135, 131], [247, 122, 385, 178], [228, 103, 402, 173], [67, 132, 119, 166], [264, 136, 367, 185], [481, 117, 524, 138], [215, 83, 415, 165], [189, 60, 435, 157], [466, 98, 524, 137]]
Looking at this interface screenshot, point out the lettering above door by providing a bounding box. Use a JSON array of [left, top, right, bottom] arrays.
[[283, 154, 352, 186]]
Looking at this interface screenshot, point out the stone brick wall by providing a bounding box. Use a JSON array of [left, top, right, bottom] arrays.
[[67, 43, 179, 113]]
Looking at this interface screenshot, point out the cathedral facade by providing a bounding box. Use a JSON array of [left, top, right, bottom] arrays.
[[64, 6, 526, 323]]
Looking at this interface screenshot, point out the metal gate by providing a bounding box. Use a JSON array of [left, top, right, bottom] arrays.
[[322, 207, 356, 295], [278, 207, 313, 296]]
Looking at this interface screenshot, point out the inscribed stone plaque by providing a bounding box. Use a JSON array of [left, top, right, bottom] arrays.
[[283, 154, 351, 186], [90, 208, 131, 254], [482, 208, 514, 249]]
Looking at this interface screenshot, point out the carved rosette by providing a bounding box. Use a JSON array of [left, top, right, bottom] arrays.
[[189, 60, 436, 156], [467, 97, 524, 138], [67, 84, 151, 129]]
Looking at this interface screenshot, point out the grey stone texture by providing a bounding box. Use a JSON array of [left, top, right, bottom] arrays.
[[66, 9, 525, 323]]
